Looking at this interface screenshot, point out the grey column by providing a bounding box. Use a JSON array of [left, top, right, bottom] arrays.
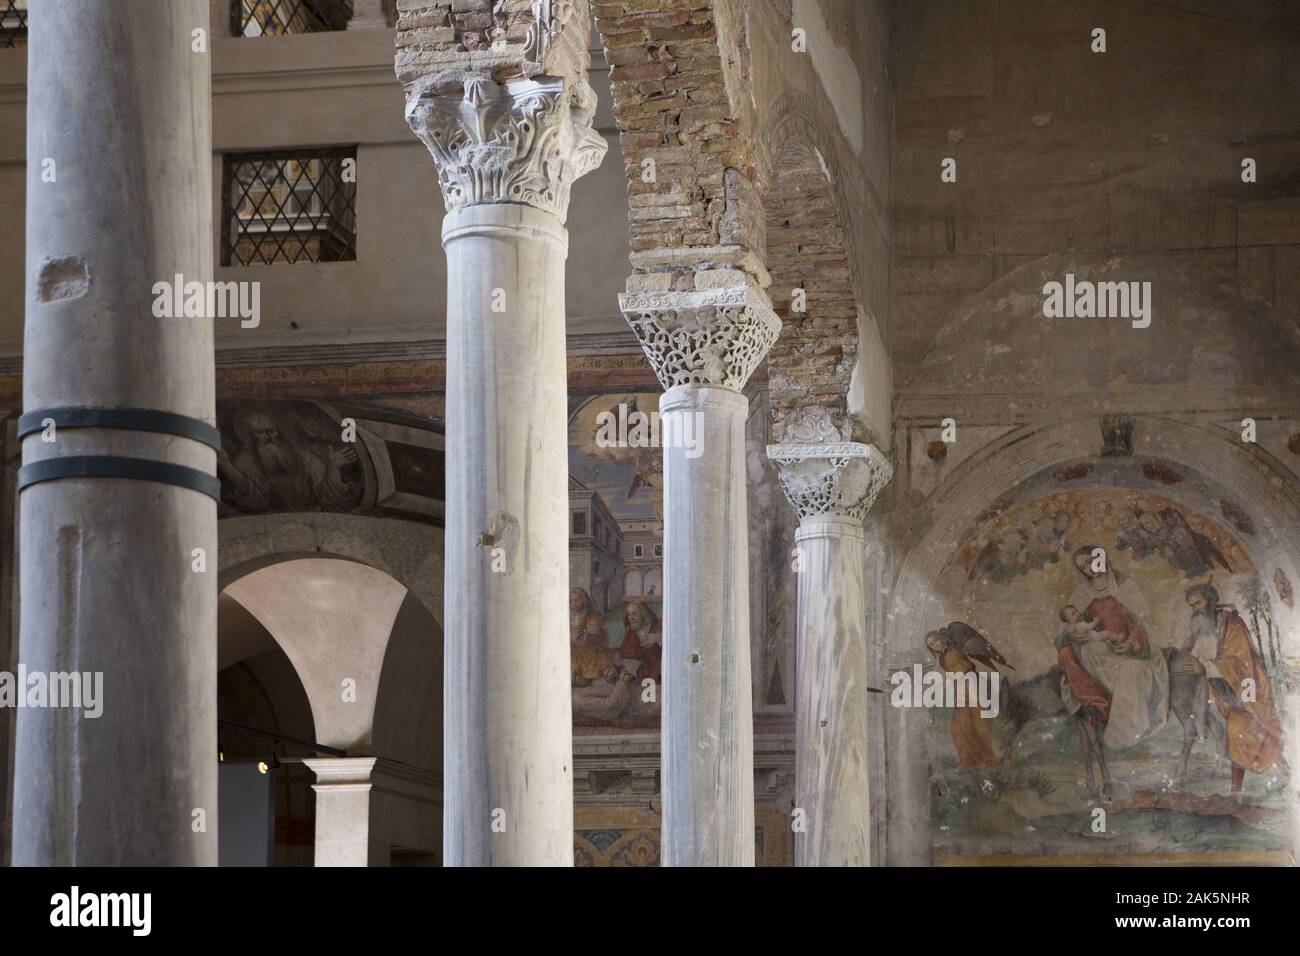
[[621, 278, 781, 866], [406, 74, 605, 866], [15, 0, 217, 865], [767, 443, 892, 866]]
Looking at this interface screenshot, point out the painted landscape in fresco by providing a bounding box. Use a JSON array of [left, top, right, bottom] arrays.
[[925, 479, 1293, 861]]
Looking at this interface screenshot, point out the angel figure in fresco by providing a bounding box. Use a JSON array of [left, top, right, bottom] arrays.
[[926, 630, 1000, 768]]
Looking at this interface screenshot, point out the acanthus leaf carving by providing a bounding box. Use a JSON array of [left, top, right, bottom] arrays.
[[405, 72, 606, 223]]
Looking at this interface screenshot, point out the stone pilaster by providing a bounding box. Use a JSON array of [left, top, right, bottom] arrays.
[[766, 440, 892, 866], [403, 13, 605, 865], [618, 275, 780, 867], [305, 757, 442, 866]]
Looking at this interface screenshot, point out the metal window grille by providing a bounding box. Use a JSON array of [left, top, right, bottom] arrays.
[[233, 0, 352, 37], [222, 149, 357, 266], [1, 0, 27, 49]]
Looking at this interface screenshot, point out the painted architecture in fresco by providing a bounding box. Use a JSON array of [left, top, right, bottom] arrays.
[[567, 391, 800, 737]]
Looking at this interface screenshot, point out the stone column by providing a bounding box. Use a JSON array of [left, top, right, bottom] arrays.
[[766, 442, 892, 866], [405, 74, 605, 866], [15, 0, 218, 865], [620, 278, 781, 866]]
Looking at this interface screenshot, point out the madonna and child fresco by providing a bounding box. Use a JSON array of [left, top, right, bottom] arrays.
[[925, 483, 1293, 862]]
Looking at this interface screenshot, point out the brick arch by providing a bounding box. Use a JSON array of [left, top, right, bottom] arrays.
[[593, 0, 766, 285], [761, 129, 862, 442]]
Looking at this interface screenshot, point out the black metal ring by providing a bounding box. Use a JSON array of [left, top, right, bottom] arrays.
[[18, 456, 221, 501], [17, 407, 221, 451]]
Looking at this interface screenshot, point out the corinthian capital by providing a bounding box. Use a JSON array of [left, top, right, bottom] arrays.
[[766, 442, 893, 522], [618, 279, 781, 392], [405, 73, 607, 223]]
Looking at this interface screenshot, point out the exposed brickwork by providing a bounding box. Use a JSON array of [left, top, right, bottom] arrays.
[[593, 0, 764, 284], [395, 0, 530, 81], [395, 0, 593, 98], [763, 142, 859, 441]]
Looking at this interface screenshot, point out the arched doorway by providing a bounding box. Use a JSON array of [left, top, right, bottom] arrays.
[[217, 541, 444, 865]]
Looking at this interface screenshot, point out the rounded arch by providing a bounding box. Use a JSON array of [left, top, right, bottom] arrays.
[[218, 513, 444, 762], [222, 557, 410, 754], [372, 592, 443, 772], [218, 512, 442, 627], [643, 567, 663, 597], [882, 414, 1300, 865], [623, 568, 643, 597], [758, 102, 865, 444], [891, 416, 1300, 644]]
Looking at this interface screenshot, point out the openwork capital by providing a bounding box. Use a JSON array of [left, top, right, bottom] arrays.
[[766, 442, 893, 521], [618, 282, 781, 392], [405, 73, 607, 223]]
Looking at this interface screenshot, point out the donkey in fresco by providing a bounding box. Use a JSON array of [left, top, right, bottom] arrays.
[[1003, 648, 1221, 798]]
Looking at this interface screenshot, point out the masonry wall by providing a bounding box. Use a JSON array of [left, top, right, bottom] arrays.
[[890, 0, 1300, 381]]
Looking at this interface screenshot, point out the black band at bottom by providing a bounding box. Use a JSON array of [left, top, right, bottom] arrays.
[[18, 456, 221, 501]]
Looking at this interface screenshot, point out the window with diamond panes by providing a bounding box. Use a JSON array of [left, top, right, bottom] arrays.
[[233, 0, 352, 36], [222, 150, 358, 266], [1, 1, 27, 48]]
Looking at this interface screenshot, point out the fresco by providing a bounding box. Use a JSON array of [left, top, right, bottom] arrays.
[[568, 393, 666, 733], [925, 484, 1293, 861], [567, 391, 798, 733]]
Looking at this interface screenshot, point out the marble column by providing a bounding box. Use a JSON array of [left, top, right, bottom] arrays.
[[405, 74, 605, 866], [15, 0, 218, 865], [767, 442, 892, 866], [620, 278, 781, 866]]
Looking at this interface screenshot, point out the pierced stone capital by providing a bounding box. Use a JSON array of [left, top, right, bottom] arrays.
[[618, 281, 781, 392], [405, 73, 607, 223], [766, 442, 893, 521]]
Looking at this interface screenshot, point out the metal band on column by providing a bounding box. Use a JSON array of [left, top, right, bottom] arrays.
[[18, 456, 221, 501], [17, 406, 222, 450]]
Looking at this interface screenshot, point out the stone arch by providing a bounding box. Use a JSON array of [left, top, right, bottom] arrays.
[[892, 417, 1300, 636], [218, 513, 443, 761], [219, 512, 442, 627]]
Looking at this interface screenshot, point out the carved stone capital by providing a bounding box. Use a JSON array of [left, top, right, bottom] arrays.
[[618, 281, 781, 392], [405, 73, 606, 223], [766, 442, 893, 521], [772, 404, 852, 444]]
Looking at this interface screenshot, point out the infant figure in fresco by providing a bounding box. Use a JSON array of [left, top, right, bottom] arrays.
[[1055, 604, 1138, 654]]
